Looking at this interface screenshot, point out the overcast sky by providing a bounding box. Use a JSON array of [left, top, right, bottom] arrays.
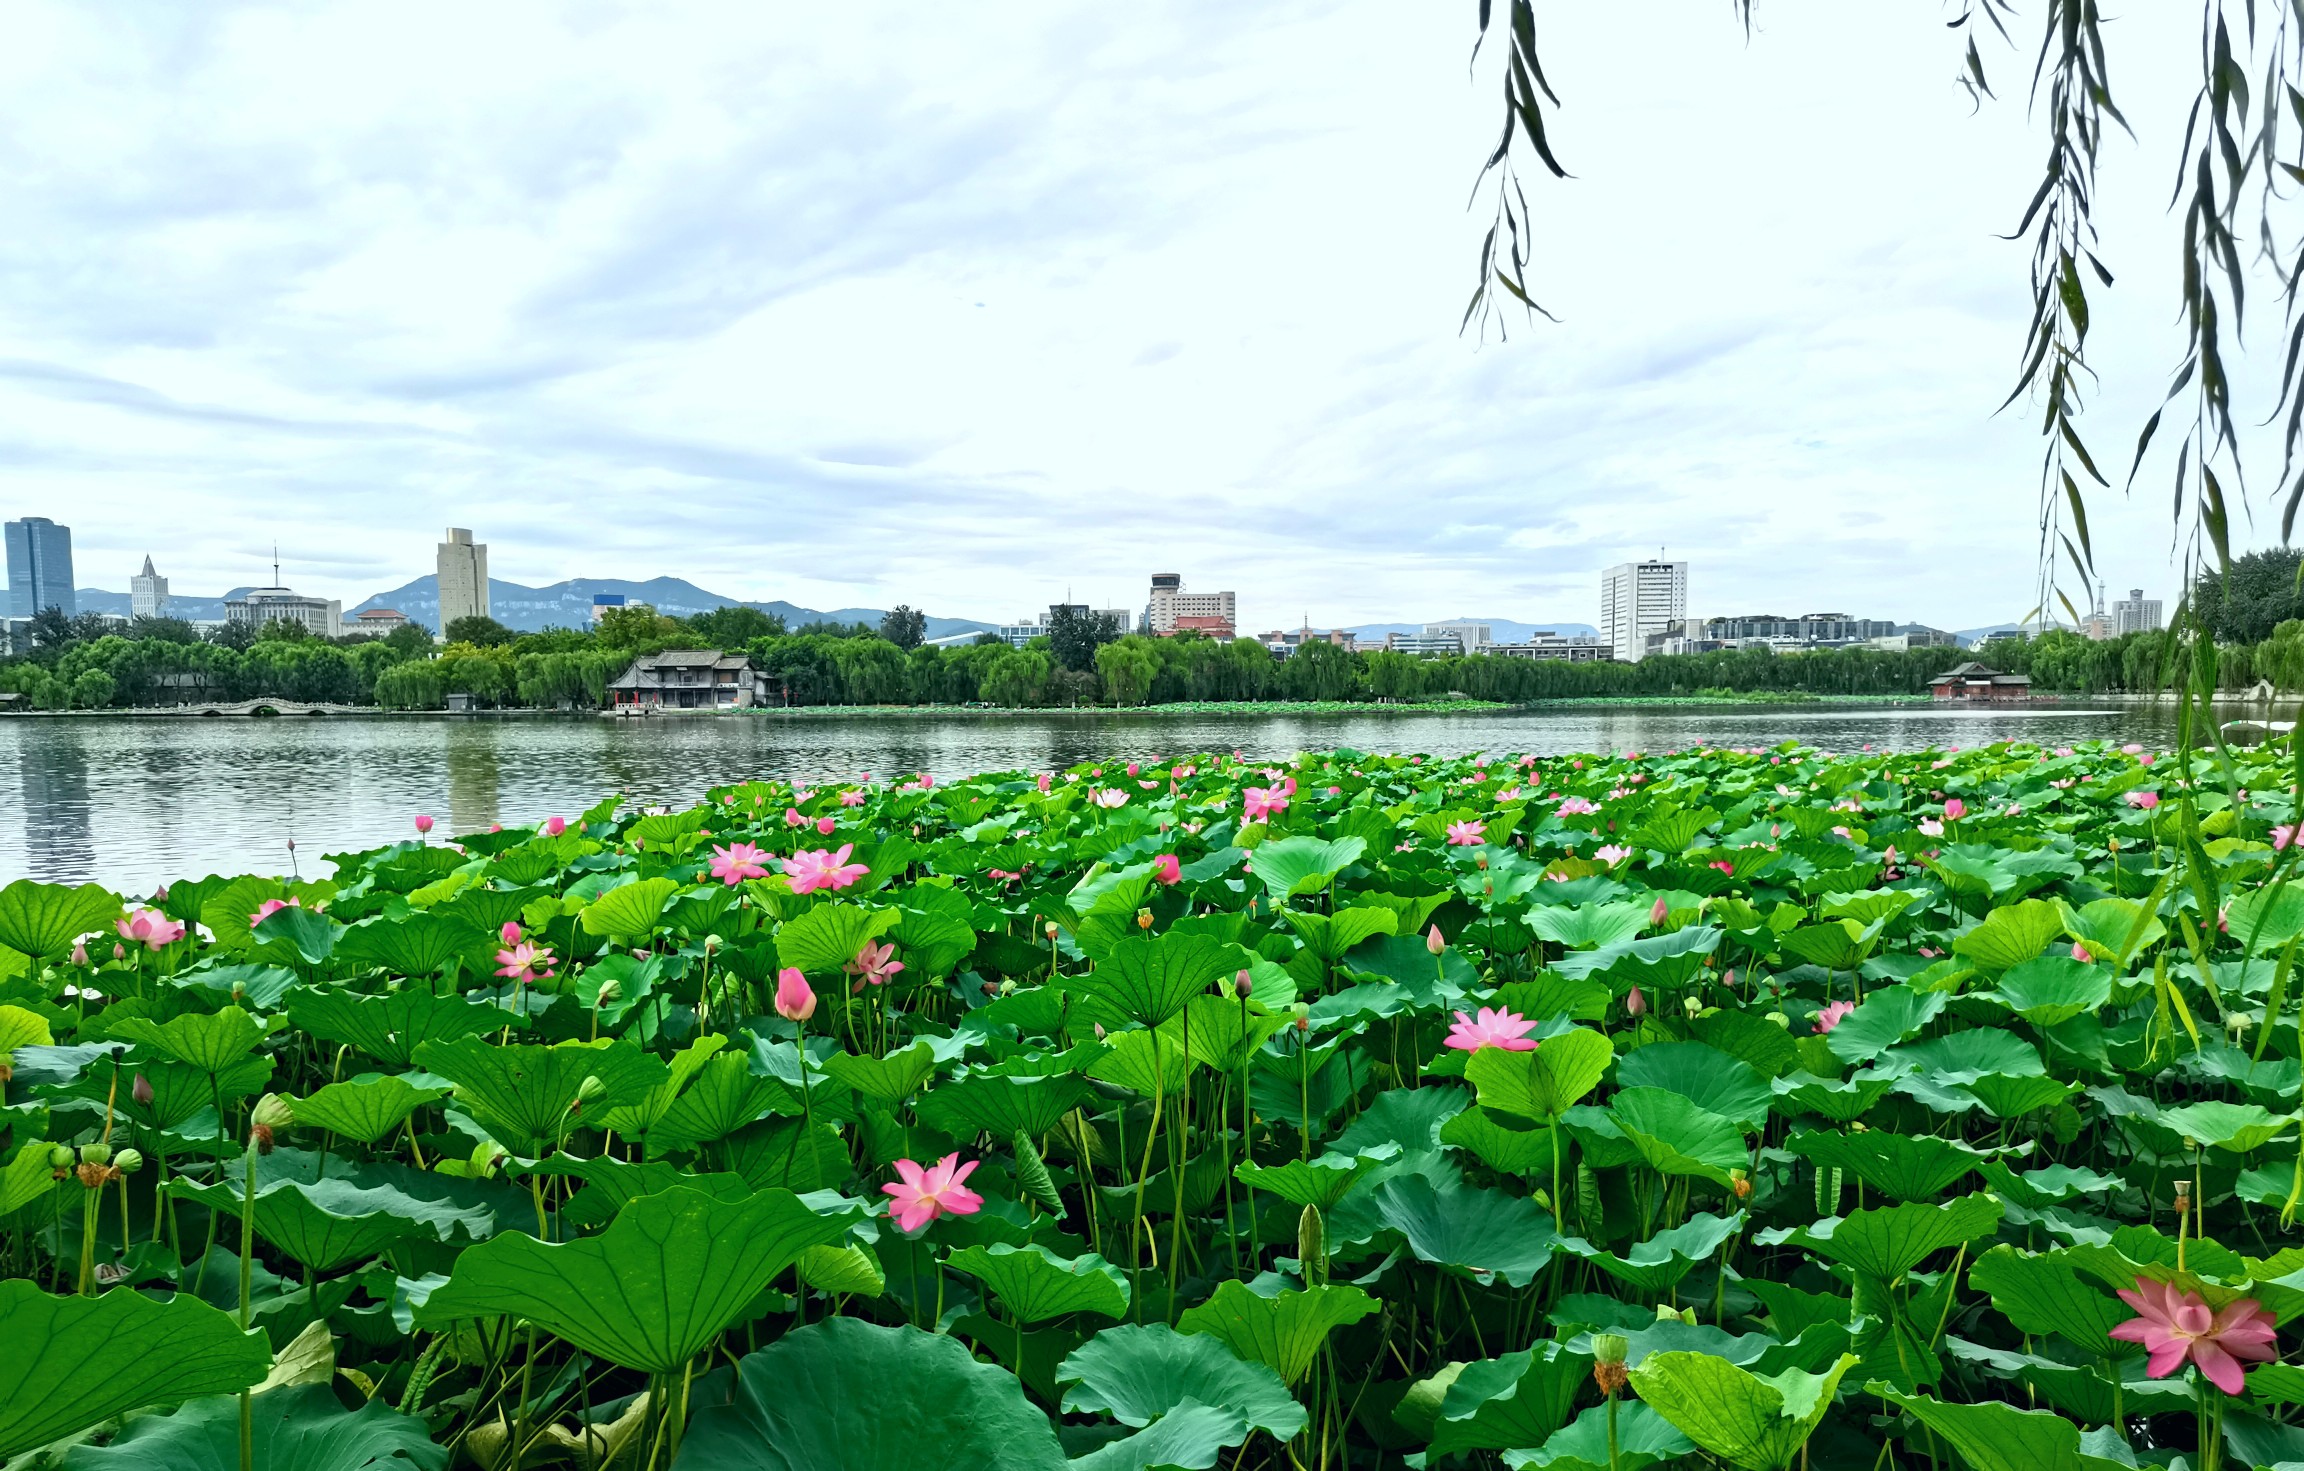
[[0, 2, 2287, 632]]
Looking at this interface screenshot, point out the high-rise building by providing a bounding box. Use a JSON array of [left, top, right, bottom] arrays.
[[4, 516, 76, 618], [2112, 587, 2163, 636], [130, 555, 169, 619], [1599, 560, 1688, 662], [1424, 620, 1494, 651], [1146, 574, 1237, 637], [226, 585, 342, 639], [437, 528, 490, 629]]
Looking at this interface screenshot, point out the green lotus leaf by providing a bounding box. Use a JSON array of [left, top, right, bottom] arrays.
[[914, 1073, 1097, 1140], [592, 1035, 729, 1140], [1438, 1108, 1562, 1175], [0, 1141, 57, 1216], [1627, 1352, 1857, 1471], [819, 1041, 936, 1104], [1608, 1087, 1746, 1188], [524, 1153, 753, 1228], [0, 879, 119, 962], [1951, 898, 2064, 973], [1870, 1385, 2131, 1471], [1778, 920, 1874, 972], [0, 1004, 53, 1056], [1990, 956, 2111, 1026], [649, 1050, 798, 1149], [1367, 1175, 1561, 1288], [1764, 1193, 2004, 1281], [1613, 1041, 1771, 1130], [1069, 1401, 1249, 1471], [59, 1383, 443, 1470], [332, 913, 495, 977], [2158, 1099, 2294, 1152], [891, 900, 977, 977], [413, 1037, 665, 1155], [1820, 987, 1945, 1065], [109, 1006, 265, 1074], [1784, 1130, 1991, 1202], [1504, 1400, 1694, 1471], [795, 1242, 885, 1297], [1770, 1071, 1897, 1123], [1526, 902, 1648, 950], [1566, 1210, 1745, 1294], [1235, 1148, 1397, 1210], [2058, 896, 2165, 967], [286, 988, 510, 1069], [773, 902, 901, 974], [174, 1171, 496, 1271], [2227, 883, 2304, 956], [1071, 932, 1244, 1030], [1967, 1245, 2134, 1352], [1089, 1024, 1195, 1097], [1958, 1073, 2080, 1120], [1176, 1280, 1379, 1387], [1282, 906, 1398, 964], [1464, 1026, 1611, 1119], [1058, 1323, 1307, 1440], [946, 1243, 1129, 1324], [577, 876, 680, 940], [1427, 1341, 1592, 1457], [291, 1076, 448, 1146], [0, 1279, 273, 1460], [419, 1185, 849, 1373], [251, 904, 341, 966], [674, 1317, 1071, 1470], [1248, 835, 1368, 898]]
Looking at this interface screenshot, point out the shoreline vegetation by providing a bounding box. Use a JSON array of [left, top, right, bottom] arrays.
[[1, 735, 2292, 1468]]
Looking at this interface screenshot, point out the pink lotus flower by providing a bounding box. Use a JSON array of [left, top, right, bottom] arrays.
[[2111, 1277, 2277, 1394], [250, 896, 302, 929], [774, 966, 817, 1022], [1152, 854, 1181, 885], [784, 807, 807, 828], [1092, 788, 1129, 809], [1650, 897, 1668, 925], [69, 942, 88, 967], [785, 844, 870, 895], [1444, 1006, 1540, 1052], [2126, 791, 2160, 811], [2123, 743, 2144, 754], [1036, 773, 1053, 793], [1594, 844, 1631, 864], [710, 841, 772, 886], [1126, 762, 1140, 777], [1242, 785, 1289, 821], [115, 910, 184, 950], [2276, 825, 2298, 851], [495, 941, 556, 982], [845, 939, 904, 987], [1445, 820, 1486, 846], [2071, 941, 2094, 962], [1917, 819, 1944, 838], [839, 789, 867, 807], [542, 816, 567, 837], [1557, 796, 1599, 817], [500, 920, 523, 944], [1426, 924, 1445, 955], [815, 815, 836, 835], [1942, 799, 1966, 821], [882, 1153, 983, 1232], [1625, 985, 1647, 1017], [1813, 1000, 1856, 1034], [2139, 753, 2156, 767], [414, 814, 434, 836]]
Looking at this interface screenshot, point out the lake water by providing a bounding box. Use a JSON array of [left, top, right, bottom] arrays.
[[0, 702, 2232, 888]]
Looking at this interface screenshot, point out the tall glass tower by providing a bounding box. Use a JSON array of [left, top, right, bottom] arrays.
[[4, 517, 76, 618]]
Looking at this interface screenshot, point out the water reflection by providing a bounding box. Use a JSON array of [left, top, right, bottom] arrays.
[[0, 702, 2221, 888]]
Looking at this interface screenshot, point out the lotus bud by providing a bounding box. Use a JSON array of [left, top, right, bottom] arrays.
[[1650, 897, 1668, 926], [132, 1073, 153, 1107], [1625, 986, 1648, 1018], [113, 1148, 142, 1175], [774, 966, 817, 1023], [595, 976, 622, 1005], [501, 921, 523, 945], [1298, 1203, 1327, 1287], [69, 943, 87, 967], [112, 943, 125, 961], [1426, 924, 1445, 956], [543, 816, 567, 837], [1093, 1023, 1107, 1042], [251, 1092, 294, 1153], [48, 1144, 74, 1171], [1234, 969, 1253, 999], [575, 1076, 608, 1106]]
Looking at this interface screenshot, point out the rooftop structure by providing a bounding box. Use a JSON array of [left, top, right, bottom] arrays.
[[1601, 560, 1688, 662], [4, 516, 75, 618], [1147, 574, 1237, 637], [437, 527, 490, 628], [605, 649, 778, 709], [130, 555, 168, 620], [1929, 660, 2033, 702]]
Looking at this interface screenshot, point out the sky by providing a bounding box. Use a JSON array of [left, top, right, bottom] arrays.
[[0, 2, 2291, 633]]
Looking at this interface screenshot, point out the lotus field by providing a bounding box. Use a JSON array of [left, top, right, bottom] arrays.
[[7, 738, 2304, 1470]]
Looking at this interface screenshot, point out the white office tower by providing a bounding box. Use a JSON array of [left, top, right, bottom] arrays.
[[437, 528, 490, 629], [131, 556, 169, 618], [1600, 560, 1689, 662]]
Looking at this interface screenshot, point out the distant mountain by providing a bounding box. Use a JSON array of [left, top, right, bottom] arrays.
[[1341, 619, 1600, 643], [1956, 623, 2050, 647], [72, 575, 995, 640]]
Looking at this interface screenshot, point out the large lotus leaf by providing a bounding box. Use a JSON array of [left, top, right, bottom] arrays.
[[2059, 897, 2166, 967], [1609, 1087, 1747, 1188], [1927, 846, 2079, 901], [915, 1074, 1096, 1140], [251, 904, 342, 966], [1235, 1149, 1396, 1210], [1885, 1028, 2045, 1083], [578, 877, 680, 940], [1248, 835, 1367, 898], [57, 1055, 270, 1134], [774, 902, 902, 974], [287, 988, 509, 1069], [1951, 899, 2064, 973], [1282, 906, 1398, 964], [332, 913, 495, 977], [60, 1383, 442, 1470], [1058, 1323, 1308, 1440], [1567, 1210, 1745, 1294], [1958, 1074, 2081, 1120], [0, 1279, 273, 1460], [1870, 1386, 2128, 1471], [1367, 1175, 1560, 1288], [1176, 1281, 1379, 1387], [1504, 1401, 1693, 1471], [1785, 1130, 1990, 1203], [413, 1037, 665, 1154], [2227, 883, 2304, 956], [0, 879, 119, 961], [1820, 987, 1945, 1065], [0, 1004, 53, 1057], [649, 1051, 797, 1150], [1770, 1071, 1898, 1124], [174, 1173, 490, 1271], [1627, 1352, 1857, 1471], [1614, 1042, 1771, 1130], [1765, 1193, 2004, 1281], [1068, 1401, 1248, 1471], [679, 1320, 1065, 1469], [947, 1243, 1129, 1324], [1439, 1109, 1563, 1175], [1427, 1341, 1593, 1457], [819, 1042, 936, 1104], [1967, 1245, 2134, 1351], [0, 1140, 57, 1215], [1072, 932, 1243, 1030], [1778, 920, 1873, 972], [109, 1007, 264, 1074], [527, 1153, 752, 1229], [1464, 1026, 1611, 1119], [1990, 956, 2111, 1027], [292, 1076, 448, 1146], [592, 1035, 728, 1140], [420, 1186, 848, 1373], [1558, 926, 1721, 989], [1088, 1026, 1194, 1098], [2158, 1099, 2293, 1153], [1527, 902, 1648, 950]]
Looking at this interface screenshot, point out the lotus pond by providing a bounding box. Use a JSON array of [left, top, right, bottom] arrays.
[[2, 737, 2303, 1470]]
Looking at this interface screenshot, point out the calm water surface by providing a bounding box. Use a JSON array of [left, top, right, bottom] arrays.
[[0, 703, 2217, 888]]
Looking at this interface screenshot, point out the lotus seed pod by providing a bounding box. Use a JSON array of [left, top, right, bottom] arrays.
[[251, 1094, 295, 1133], [79, 1141, 111, 1167], [1590, 1332, 1629, 1366], [48, 1144, 74, 1170], [113, 1148, 142, 1174], [1045, 921, 1060, 940]]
